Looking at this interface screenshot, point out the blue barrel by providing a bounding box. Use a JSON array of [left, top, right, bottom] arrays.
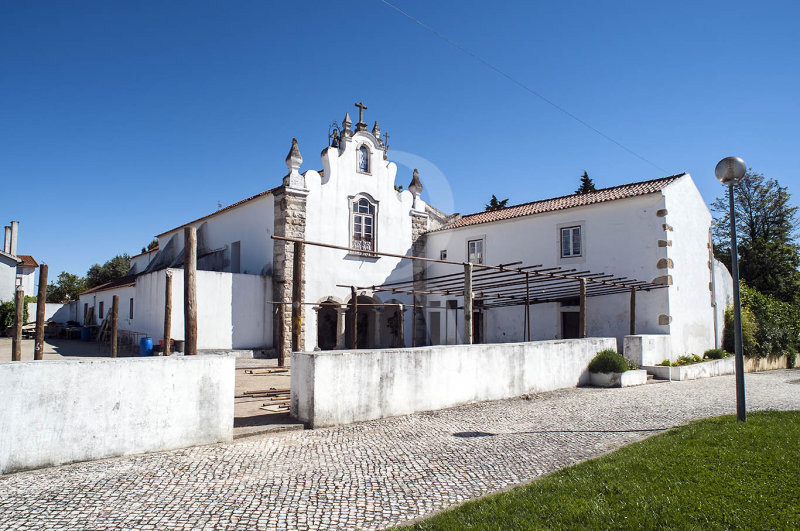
[[80, 327, 91, 341], [139, 337, 154, 356]]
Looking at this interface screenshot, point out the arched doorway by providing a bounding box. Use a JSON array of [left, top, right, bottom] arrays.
[[345, 295, 379, 349], [316, 300, 340, 350]]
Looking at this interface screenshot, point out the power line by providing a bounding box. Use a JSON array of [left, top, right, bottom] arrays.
[[379, 0, 668, 174]]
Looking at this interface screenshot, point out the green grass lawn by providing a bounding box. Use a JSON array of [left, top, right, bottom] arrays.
[[403, 411, 799, 530]]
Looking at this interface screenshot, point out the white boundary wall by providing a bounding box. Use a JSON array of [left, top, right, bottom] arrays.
[[0, 356, 234, 475], [292, 338, 616, 427]]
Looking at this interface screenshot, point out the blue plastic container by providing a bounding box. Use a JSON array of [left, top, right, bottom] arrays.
[[80, 327, 91, 341], [139, 337, 153, 357]]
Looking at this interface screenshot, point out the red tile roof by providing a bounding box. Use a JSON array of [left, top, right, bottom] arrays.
[[156, 186, 280, 238], [17, 255, 38, 268], [80, 275, 137, 296], [432, 174, 685, 232]]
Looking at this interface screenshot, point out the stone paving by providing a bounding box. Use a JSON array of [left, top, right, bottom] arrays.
[[1, 370, 798, 530]]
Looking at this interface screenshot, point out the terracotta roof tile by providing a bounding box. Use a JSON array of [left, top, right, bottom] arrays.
[[80, 275, 137, 296], [432, 174, 685, 232], [17, 254, 38, 267]]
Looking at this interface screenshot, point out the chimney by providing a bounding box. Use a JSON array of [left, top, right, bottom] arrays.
[[3, 226, 9, 254], [10, 221, 19, 256]]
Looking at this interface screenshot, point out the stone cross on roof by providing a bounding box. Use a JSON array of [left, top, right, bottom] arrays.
[[355, 102, 368, 131]]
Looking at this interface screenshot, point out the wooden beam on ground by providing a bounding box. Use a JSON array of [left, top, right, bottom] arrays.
[[12, 288, 23, 361], [184, 226, 198, 355], [164, 271, 172, 356], [291, 241, 304, 352], [464, 263, 473, 345], [110, 295, 119, 358], [630, 287, 636, 336], [34, 264, 48, 360], [578, 278, 587, 339]]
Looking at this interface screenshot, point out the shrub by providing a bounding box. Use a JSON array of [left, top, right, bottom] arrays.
[[723, 304, 758, 358], [703, 349, 729, 360], [0, 298, 30, 332], [588, 349, 635, 373], [739, 284, 800, 359]]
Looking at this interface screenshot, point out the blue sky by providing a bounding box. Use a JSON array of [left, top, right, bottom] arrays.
[[2, 0, 798, 282]]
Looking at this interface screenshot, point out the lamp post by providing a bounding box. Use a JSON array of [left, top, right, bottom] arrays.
[[715, 156, 747, 422]]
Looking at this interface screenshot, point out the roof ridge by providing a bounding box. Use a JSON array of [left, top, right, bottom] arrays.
[[458, 173, 686, 221]]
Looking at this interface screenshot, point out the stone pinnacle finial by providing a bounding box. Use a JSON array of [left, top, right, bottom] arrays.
[[285, 137, 303, 172], [342, 112, 352, 137], [372, 121, 381, 139], [408, 169, 423, 196]]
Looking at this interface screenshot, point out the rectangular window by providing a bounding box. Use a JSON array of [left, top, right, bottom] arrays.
[[561, 226, 582, 257], [98, 301, 104, 319], [467, 239, 484, 264], [440, 250, 447, 260], [129, 298, 134, 319]]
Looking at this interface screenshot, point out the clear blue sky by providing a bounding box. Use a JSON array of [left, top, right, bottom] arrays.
[[2, 0, 798, 282]]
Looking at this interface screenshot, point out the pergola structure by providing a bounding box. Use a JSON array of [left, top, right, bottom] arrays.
[[272, 235, 667, 354]]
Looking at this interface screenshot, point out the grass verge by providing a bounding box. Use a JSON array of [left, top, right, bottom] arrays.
[[402, 411, 799, 530]]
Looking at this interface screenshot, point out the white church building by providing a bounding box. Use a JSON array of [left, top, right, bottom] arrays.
[[79, 104, 732, 359]]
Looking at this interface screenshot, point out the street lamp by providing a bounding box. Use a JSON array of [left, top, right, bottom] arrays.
[[715, 156, 747, 422]]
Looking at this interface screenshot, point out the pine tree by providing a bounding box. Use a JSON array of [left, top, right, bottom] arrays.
[[711, 170, 800, 303], [575, 171, 596, 194], [485, 195, 509, 212]]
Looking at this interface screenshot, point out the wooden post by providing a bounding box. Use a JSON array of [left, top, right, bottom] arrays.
[[12, 288, 23, 361], [525, 272, 531, 342], [629, 287, 636, 336], [34, 264, 48, 360], [277, 303, 286, 367], [464, 263, 473, 345], [184, 226, 197, 355], [350, 286, 358, 349], [396, 304, 404, 348], [110, 295, 119, 358], [163, 271, 172, 356], [578, 278, 587, 339], [411, 290, 417, 347], [291, 241, 304, 352]]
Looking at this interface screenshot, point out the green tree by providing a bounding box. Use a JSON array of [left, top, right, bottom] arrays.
[[141, 239, 159, 253], [485, 195, 509, 212], [46, 272, 88, 303], [86, 254, 131, 288], [575, 171, 596, 194], [711, 170, 800, 303]]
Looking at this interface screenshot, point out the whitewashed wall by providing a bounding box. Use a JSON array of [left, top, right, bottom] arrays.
[[425, 192, 670, 349], [129, 248, 158, 274], [0, 356, 234, 474], [17, 266, 36, 296], [157, 194, 275, 276], [134, 269, 271, 350], [712, 259, 733, 348], [662, 176, 718, 354], [292, 338, 616, 427], [78, 285, 136, 329], [301, 131, 421, 349], [0, 256, 16, 302], [25, 302, 79, 324]]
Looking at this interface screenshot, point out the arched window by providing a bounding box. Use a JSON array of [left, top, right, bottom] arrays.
[[357, 145, 370, 173], [351, 196, 376, 252]]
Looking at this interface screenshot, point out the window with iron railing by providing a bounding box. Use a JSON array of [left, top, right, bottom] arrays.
[[352, 196, 376, 253]]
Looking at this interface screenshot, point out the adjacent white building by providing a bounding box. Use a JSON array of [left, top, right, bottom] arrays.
[[77, 105, 731, 358], [1, 221, 40, 303]]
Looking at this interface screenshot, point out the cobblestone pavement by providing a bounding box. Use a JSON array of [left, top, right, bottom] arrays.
[[1, 370, 798, 530]]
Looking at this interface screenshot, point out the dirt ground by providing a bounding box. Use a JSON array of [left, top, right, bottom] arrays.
[[0, 337, 302, 437]]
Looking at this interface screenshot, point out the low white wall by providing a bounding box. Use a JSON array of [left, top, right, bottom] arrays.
[[26, 302, 76, 324], [0, 356, 234, 475], [624, 334, 672, 365], [644, 356, 734, 381], [292, 338, 616, 428]]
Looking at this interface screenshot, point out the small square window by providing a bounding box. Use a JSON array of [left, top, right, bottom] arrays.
[[440, 250, 447, 260], [467, 239, 484, 264], [561, 226, 582, 258]]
